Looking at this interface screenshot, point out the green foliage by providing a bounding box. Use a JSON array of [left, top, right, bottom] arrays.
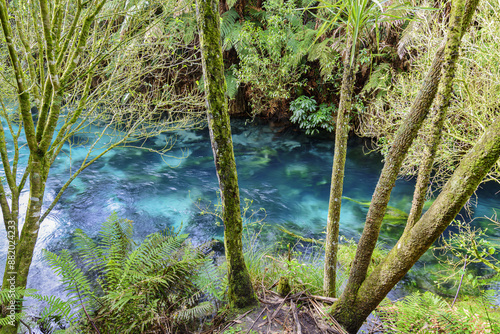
[[290, 96, 336, 135], [376, 291, 500, 333], [224, 0, 315, 115], [361, 62, 394, 99], [225, 69, 240, 99], [360, 0, 500, 186], [306, 36, 343, 81], [0, 288, 33, 327], [431, 217, 500, 299], [221, 8, 242, 50], [441, 219, 500, 273], [43, 214, 216, 333], [0, 313, 24, 328]]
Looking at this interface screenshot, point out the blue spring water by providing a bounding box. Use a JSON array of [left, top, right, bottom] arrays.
[[1, 119, 499, 305]]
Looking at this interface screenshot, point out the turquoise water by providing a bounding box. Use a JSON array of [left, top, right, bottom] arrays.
[[1, 119, 499, 303]]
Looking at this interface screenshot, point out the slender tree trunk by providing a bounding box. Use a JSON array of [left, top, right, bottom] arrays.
[[333, 44, 445, 329], [406, 0, 467, 231], [195, 0, 258, 309], [0, 158, 46, 334], [331, 0, 478, 332], [324, 33, 357, 297]]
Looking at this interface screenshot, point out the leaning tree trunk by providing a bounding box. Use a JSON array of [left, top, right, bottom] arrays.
[[195, 0, 258, 309], [323, 33, 357, 298], [332, 0, 478, 332], [405, 0, 468, 231], [339, 111, 500, 332]]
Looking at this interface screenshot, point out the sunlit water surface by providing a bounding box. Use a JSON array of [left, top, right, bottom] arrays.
[[1, 119, 499, 314]]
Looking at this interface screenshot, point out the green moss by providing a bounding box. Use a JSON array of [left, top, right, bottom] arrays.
[[196, 0, 258, 309], [276, 276, 291, 296]]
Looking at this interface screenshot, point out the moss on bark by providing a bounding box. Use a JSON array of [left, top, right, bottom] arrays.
[[406, 0, 465, 231], [324, 34, 357, 298], [195, 0, 258, 309], [332, 1, 482, 332]]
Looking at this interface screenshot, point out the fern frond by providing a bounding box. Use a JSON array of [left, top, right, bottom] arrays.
[[397, 3, 435, 59], [247, 7, 268, 21], [31, 294, 78, 325], [0, 312, 25, 327], [99, 212, 134, 260], [221, 8, 240, 40], [0, 287, 35, 304], [48, 215, 217, 333], [74, 228, 105, 273], [130, 232, 184, 271], [225, 70, 239, 99], [42, 249, 95, 306], [194, 260, 225, 302], [307, 36, 341, 78], [361, 62, 393, 97], [172, 301, 215, 323], [98, 213, 134, 288]]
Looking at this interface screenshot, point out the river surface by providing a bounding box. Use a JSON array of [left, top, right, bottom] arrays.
[[1, 119, 499, 310]]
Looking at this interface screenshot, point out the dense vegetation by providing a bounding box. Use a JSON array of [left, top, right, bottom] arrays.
[[1, 0, 500, 333]]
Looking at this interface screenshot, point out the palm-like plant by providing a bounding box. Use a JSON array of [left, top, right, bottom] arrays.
[[315, 0, 411, 297]]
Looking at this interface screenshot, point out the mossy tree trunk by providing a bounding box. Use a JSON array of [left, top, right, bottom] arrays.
[[324, 33, 358, 298], [195, 0, 258, 309], [405, 0, 468, 231], [335, 111, 500, 332], [0, 1, 53, 331], [331, 0, 480, 332]]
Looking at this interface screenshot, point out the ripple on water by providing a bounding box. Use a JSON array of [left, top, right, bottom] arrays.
[[2, 120, 499, 305]]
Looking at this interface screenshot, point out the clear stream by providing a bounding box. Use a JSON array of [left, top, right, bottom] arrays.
[[1, 119, 499, 306]]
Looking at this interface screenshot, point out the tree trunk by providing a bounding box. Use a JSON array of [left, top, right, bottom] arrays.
[[334, 45, 446, 329], [331, 0, 479, 332], [195, 0, 258, 309], [324, 33, 357, 297], [0, 158, 46, 334], [338, 111, 500, 332], [406, 0, 469, 231]]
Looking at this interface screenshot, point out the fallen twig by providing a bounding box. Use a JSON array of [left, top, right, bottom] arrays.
[[246, 308, 266, 334], [270, 292, 290, 321], [307, 306, 326, 334], [291, 300, 302, 334]]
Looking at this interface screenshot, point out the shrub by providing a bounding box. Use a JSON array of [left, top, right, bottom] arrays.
[[290, 96, 336, 135]]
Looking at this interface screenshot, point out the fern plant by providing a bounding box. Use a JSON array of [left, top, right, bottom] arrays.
[[376, 291, 499, 333], [0, 288, 34, 329], [225, 0, 315, 115], [43, 213, 217, 333]]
